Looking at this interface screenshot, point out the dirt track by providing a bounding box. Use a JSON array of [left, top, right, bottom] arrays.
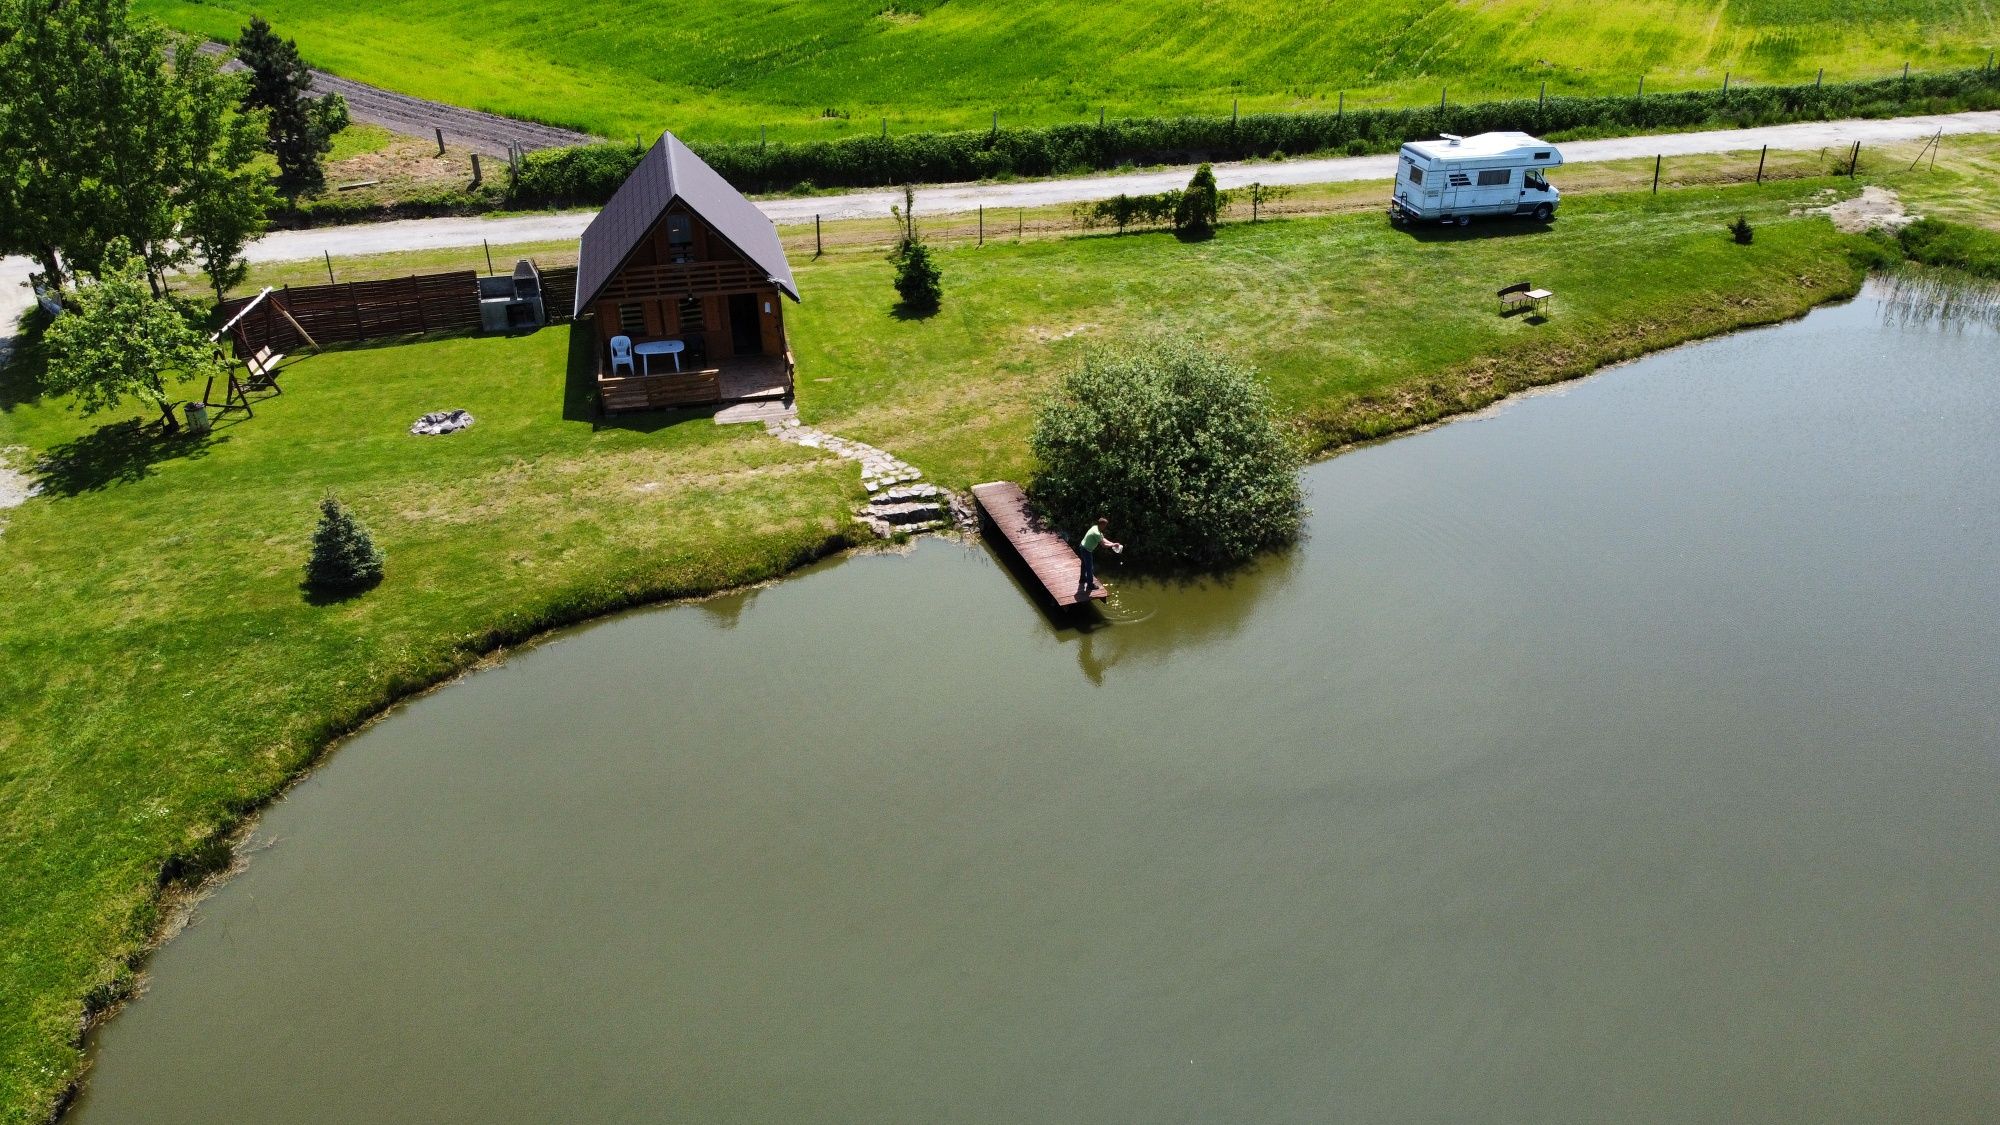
[[197, 42, 596, 155]]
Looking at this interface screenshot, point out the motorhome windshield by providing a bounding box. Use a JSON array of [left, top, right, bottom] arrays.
[[1525, 172, 1549, 191]]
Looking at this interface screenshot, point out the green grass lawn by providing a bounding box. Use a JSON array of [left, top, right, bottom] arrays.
[[0, 176, 1873, 1122], [131, 0, 1999, 142]]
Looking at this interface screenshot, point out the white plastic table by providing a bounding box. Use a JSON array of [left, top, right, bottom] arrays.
[[633, 339, 685, 374]]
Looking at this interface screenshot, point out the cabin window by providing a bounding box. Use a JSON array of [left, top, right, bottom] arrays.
[[618, 303, 646, 335], [1406, 164, 1424, 185], [666, 214, 695, 262], [1477, 169, 1511, 187], [676, 296, 705, 333]]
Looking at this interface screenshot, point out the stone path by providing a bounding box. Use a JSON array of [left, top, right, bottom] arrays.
[[762, 418, 964, 538]]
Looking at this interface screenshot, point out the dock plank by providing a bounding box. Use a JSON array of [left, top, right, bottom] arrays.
[[971, 481, 1108, 609]]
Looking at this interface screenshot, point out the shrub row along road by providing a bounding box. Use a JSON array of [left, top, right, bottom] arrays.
[[196, 42, 597, 155], [1, 111, 1996, 344]]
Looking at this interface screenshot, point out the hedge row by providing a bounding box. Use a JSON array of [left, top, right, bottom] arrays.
[[510, 67, 2000, 206]]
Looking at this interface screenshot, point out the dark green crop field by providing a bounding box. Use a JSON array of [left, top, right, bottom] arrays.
[[133, 0, 1997, 142]]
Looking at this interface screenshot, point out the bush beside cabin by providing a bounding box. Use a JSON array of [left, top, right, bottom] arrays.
[[1391, 132, 1563, 226]]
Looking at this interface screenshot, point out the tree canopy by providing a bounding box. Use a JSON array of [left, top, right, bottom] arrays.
[[39, 240, 227, 430], [0, 0, 270, 290], [1030, 338, 1305, 570]]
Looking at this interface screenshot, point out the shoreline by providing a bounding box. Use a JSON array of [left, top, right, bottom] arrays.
[[27, 254, 1873, 1124]]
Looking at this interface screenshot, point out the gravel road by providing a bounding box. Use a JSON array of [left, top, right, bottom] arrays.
[[197, 42, 595, 155], [5, 110, 1997, 348], [241, 109, 2000, 262]]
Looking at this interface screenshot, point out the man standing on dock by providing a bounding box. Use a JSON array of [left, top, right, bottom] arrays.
[[1077, 517, 1121, 598]]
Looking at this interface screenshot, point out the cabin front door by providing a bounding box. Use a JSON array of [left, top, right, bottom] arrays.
[[728, 293, 762, 355]]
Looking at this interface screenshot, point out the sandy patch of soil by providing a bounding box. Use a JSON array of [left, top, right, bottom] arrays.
[[1821, 186, 1915, 233]]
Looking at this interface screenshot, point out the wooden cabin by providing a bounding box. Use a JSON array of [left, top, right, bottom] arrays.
[[573, 132, 800, 413]]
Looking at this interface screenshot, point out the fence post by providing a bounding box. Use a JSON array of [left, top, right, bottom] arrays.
[[323, 250, 335, 285], [1637, 75, 1645, 97], [1653, 154, 1661, 193], [1756, 144, 1766, 184], [435, 127, 445, 156], [1018, 208, 1024, 238], [1232, 98, 1238, 125], [1816, 67, 1824, 88], [1902, 61, 1910, 81], [1337, 91, 1344, 121], [1723, 71, 1730, 93], [761, 124, 767, 151], [470, 153, 482, 188], [979, 205, 984, 246], [1439, 85, 1447, 111], [1099, 106, 1105, 128], [1539, 80, 1546, 109], [484, 239, 495, 274], [1850, 141, 1861, 177], [815, 215, 822, 258]]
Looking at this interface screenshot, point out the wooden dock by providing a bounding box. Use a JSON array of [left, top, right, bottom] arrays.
[[971, 481, 1107, 609]]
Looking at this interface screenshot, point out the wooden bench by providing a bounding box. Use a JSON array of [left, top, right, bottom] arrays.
[[1498, 281, 1553, 316], [243, 345, 286, 393]]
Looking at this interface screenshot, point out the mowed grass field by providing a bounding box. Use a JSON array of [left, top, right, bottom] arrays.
[[132, 0, 1998, 142]]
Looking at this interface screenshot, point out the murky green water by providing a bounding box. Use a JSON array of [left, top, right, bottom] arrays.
[[73, 281, 2000, 1123]]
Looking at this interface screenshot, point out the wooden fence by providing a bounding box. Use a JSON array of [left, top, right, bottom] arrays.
[[217, 264, 578, 357]]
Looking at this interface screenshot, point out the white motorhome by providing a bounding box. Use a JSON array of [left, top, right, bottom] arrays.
[[1389, 132, 1563, 226]]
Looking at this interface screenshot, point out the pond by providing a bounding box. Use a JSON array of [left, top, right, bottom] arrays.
[[72, 279, 2000, 1122]]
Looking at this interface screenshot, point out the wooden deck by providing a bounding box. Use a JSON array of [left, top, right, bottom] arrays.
[[971, 481, 1107, 609], [598, 352, 793, 414]]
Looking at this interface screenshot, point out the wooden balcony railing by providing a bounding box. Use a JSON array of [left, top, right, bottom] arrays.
[[597, 260, 772, 301]]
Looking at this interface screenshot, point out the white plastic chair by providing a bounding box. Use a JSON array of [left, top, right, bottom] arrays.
[[609, 335, 635, 375]]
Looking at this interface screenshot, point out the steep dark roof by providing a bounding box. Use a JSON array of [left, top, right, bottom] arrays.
[[573, 132, 799, 318]]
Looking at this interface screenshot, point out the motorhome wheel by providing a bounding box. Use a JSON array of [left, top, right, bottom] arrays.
[[1534, 203, 1554, 221]]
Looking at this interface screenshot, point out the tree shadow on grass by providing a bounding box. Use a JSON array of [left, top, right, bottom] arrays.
[[890, 301, 941, 321], [0, 317, 49, 413], [299, 574, 382, 607], [35, 418, 225, 497]]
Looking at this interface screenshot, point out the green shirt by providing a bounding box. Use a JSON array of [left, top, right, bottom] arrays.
[[1079, 526, 1104, 553]]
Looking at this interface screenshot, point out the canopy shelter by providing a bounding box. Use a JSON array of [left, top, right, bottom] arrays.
[[574, 132, 800, 414]]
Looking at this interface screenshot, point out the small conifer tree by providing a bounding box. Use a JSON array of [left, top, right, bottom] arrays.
[[1729, 215, 1755, 245], [305, 493, 384, 591], [888, 184, 943, 313]]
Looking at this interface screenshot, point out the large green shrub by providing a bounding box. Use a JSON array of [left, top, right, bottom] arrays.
[[508, 67, 2000, 205], [1174, 164, 1221, 237], [1030, 339, 1305, 571], [305, 493, 385, 592]]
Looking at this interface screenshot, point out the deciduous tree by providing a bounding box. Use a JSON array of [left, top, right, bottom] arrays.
[[39, 240, 227, 432], [0, 0, 271, 290]]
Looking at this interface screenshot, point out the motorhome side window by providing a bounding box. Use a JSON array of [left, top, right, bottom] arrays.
[[1406, 163, 1424, 185], [1476, 169, 1510, 186], [1525, 172, 1548, 190]]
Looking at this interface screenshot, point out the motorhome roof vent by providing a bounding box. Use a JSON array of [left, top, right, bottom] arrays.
[[1440, 133, 1463, 145]]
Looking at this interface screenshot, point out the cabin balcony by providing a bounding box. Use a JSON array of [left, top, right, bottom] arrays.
[[597, 348, 795, 414]]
